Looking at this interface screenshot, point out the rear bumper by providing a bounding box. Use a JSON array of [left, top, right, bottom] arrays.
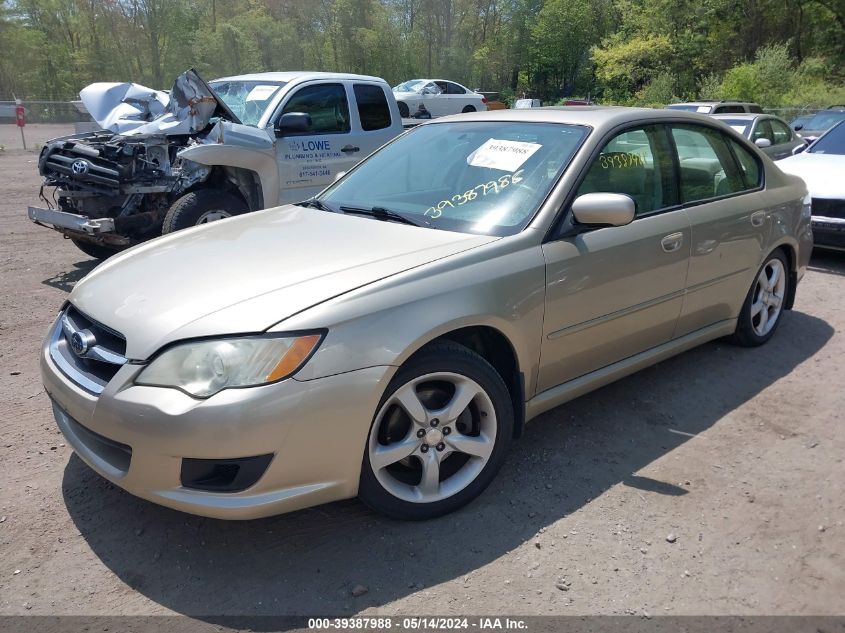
[[28, 206, 115, 234]]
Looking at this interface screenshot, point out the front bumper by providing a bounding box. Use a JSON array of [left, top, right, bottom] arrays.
[[41, 318, 393, 519], [811, 216, 845, 251], [29, 206, 116, 234]]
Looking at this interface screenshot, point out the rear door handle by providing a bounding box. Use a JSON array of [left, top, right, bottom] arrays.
[[751, 210, 767, 227], [341, 145, 360, 154], [661, 232, 684, 253]]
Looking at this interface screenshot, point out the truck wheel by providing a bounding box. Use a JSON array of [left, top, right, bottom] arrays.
[[163, 189, 247, 234], [398, 102, 410, 118], [70, 238, 117, 260]]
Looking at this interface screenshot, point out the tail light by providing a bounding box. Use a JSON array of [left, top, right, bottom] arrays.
[[481, 96, 487, 104]]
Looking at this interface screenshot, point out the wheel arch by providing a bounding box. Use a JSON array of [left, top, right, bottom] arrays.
[[407, 324, 526, 439], [178, 143, 275, 211], [770, 239, 799, 310]]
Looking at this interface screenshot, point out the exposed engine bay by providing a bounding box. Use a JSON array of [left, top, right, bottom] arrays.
[[31, 69, 263, 255], [39, 131, 213, 246]]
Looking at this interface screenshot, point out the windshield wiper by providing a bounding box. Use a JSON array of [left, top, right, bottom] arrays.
[[339, 205, 424, 227], [296, 198, 335, 212]]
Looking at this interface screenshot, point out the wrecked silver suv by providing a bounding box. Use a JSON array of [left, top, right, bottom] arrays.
[[29, 69, 403, 258]]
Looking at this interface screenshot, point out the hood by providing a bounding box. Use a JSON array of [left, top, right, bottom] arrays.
[[80, 69, 240, 136], [777, 152, 845, 199], [70, 206, 497, 359]]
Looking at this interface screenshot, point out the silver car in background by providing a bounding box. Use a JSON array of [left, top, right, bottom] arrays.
[[40, 107, 812, 520], [711, 113, 806, 160]]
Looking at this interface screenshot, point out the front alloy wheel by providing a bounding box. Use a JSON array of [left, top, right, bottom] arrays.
[[359, 342, 513, 519]]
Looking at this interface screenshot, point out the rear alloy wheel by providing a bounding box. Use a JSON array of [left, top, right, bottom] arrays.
[[163, 189, 247, 234], [732, 250, 789, 346], [359, 342, 513, 520]]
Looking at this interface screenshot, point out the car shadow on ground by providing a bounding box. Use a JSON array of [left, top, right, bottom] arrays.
[[41, 258, 98, 293], [61, 305, 833, 621], [808, 248, 845, 278]]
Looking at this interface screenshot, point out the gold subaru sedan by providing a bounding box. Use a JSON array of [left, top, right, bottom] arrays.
[[40, 107, 812, 520]]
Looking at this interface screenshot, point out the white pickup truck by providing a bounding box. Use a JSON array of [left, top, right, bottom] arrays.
[[28, 69, 406, 258]]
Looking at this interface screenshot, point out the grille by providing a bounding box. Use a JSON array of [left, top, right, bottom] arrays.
[[49, 305, 127, 395], [40, 141, 122, 191], [812, 198, 845, 220]]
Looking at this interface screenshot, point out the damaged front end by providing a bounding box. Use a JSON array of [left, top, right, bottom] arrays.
[[29, 69, 254, 256]]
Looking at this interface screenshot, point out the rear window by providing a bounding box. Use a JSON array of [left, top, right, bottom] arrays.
[[354, 84, 391, 131]]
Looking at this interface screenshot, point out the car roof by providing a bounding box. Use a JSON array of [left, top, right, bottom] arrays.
[[211, 71, 386, 83], [427, 105, 731, 131], [668, 101, 757, 107], [711, 113, 764, 121]]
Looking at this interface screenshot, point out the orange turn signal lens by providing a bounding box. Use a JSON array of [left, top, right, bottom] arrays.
[[265, 334, 322, 382]]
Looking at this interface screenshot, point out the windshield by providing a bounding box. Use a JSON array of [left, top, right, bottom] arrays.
[[808, 121, 845, 155], [320, 121, 589, 236], [208, 80, 286, 126], [719, 119, 751, 136], [804, 110, 845, 131], [393, 80, 426, 93]]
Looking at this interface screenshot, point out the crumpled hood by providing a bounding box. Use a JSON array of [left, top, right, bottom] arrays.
[[69, 206, 497, 359], [777, 152, 845, 199], [80, 69, 240, 136]]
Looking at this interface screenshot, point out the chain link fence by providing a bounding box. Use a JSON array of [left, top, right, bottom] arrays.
[[0, 100, 91, 124]]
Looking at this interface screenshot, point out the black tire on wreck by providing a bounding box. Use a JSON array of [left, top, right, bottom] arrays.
[[70, 238, 118, 261], [162, 189, 248, 234]]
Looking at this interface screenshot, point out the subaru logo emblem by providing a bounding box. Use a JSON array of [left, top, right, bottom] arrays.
[[70, 329, 96, 356], [71, 159, 90, 175]]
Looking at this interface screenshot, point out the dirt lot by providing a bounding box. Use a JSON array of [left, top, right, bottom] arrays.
[[0, 124, 843, 619]]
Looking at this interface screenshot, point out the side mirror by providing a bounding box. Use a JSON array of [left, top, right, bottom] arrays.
[[754, 138, 772, 148], [571, 193, 635, 227], [794, 124, 804, 131], [275, 112, 312, 136]]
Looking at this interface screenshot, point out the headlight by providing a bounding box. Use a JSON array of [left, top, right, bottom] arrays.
[[135, 333, 323, 398]]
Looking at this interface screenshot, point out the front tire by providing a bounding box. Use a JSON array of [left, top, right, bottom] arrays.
[[732, 250, 789, 347], [359, 341, 513, 520], [70, 238, 117, 260], [398, 102, 410, 118], [162, 189, 247, 234]]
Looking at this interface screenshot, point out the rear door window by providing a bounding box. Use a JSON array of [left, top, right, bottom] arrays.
[[353, 84, 392, 131], [670, 125, 746, 202]]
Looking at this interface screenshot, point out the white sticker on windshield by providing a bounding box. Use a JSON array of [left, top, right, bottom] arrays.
[[246, 85, 278, 101], [467, 139, 542, 172], [729, 125, 746, 134], [696, 106, 711, 113]]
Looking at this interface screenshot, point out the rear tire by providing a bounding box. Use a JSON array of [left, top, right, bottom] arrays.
[[70, 238, 117, 260], [731, 250, 789, 347], [398, 102, 410, 118], [359, 341, 513, 520], [461, 105, 476, 113], [162, 189, 247, 234]]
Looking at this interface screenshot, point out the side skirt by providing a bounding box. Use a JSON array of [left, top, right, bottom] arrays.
[[525, 319, 737, 422]]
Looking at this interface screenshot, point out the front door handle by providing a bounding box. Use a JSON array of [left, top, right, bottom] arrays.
[[751, 210, 767, 227], [341, 145, 360, 154], [661, 232, 684, 253]]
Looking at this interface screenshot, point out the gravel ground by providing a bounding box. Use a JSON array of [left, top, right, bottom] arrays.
[[0, 124, 843, 619]]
